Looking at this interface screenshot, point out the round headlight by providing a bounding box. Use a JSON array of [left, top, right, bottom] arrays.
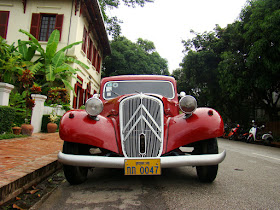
[[85, 97, 103, 116], [179, 95, 197, 114]]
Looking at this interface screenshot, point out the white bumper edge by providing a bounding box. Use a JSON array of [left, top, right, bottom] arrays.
[[58, 150, 226, 168]]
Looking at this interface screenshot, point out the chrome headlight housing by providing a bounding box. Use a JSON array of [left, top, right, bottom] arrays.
[[179, 95, 197, 114], [85, 97, 103, 116]]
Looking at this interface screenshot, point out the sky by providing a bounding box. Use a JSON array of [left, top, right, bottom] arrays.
[[109, 0, 248, 73]]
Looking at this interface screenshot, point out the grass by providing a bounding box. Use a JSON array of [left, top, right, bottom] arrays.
[[0, 133, 28, 140]]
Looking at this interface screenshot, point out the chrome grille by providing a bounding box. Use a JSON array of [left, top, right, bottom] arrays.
[[119, 94, 164, 157]]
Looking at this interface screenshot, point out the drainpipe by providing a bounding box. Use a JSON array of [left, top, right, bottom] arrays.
[[67, 0, 74, 52]]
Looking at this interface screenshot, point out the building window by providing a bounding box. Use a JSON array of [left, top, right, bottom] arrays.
[[39, 15, 56, 41], [30, 13, 64, 41], [0, 11, 9, 39], [81, 27, 102, 73]]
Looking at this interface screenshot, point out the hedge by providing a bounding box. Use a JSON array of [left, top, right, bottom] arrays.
[[0, 106, 16, 134]]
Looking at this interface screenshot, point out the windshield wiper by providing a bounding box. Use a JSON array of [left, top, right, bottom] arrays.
[[111, 90, 120, 96]]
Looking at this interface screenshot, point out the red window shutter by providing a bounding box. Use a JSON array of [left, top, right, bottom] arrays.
[[82, 27, 87, 53], [90, 42, 94, 62], [79, 88, 84, 108], [55, 14, 64, 40], [30, 13, 40, 39], [73, 76, 83, 109], [93, 47, 97, 67], [0, 11, 9, 39], [96, 54, 101, 73], [91, 46, 96, 65], [87, 38, 93, 60], [89, 39, 93, 62], [73, 83, 78, 109]]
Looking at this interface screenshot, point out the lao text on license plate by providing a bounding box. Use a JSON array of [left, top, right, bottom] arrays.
[[124, 159, 161, 175]]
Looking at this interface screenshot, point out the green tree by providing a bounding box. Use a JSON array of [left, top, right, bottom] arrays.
[[171, 68, 187, 94], [98, 0, 154, 38], [217, 0, 280, 121], [241, 0, 280, 120], [179, 0, 280, 122], [103, 36, 168, 76], [181, 30, 222, 108]]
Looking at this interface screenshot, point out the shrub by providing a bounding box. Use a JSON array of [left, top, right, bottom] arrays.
[[0, 133, 27, 140]]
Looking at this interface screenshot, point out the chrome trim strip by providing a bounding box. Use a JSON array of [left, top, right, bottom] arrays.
[[58, 150, 226, 168]]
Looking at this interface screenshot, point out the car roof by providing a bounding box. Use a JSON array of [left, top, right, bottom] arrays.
[[100, 75, 176, 85]]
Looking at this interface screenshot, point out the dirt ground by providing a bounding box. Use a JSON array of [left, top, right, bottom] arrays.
[[0, 170, 65, 210]]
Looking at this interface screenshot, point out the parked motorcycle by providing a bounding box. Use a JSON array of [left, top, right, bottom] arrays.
[[228, 124, 241, 140], [246, 120, 273, 145]]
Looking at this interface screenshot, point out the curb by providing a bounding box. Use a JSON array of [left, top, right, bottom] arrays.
[[271, 142, 280, 148], [0, 161, 62, 206], [30, 180, 62, 210]]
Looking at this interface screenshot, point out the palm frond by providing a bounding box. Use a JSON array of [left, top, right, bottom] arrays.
[[19, 29, 45, 56], [45, 64, 55, 81], [58, 41, 83, 53], [52, 51, 65, 69], [66, 56, 89, 69], [29, 62, 43, 74]]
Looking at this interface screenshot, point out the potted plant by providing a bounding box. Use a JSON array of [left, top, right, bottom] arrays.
[[47, 113, 58, 133], [11, 123, 21, 135], [45, 87, 70, 133]]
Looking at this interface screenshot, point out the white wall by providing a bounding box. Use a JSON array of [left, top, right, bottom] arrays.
[[1, 0, 103, 107]]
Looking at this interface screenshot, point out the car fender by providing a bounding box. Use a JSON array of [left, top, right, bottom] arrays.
[[59, 110, 119, 153], [165, 108, 224, 153]]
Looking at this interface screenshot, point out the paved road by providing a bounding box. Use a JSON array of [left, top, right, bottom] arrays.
[[39, 138, 280, 209]]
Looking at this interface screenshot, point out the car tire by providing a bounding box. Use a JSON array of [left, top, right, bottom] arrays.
[[62, 141, 89, 185], [195, 138, 218, 183]]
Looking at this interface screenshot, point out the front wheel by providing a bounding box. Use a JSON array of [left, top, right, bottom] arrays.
[[62, 141, 89, 185], [195, 138, 219, 183], [246, 136, 253, 143]]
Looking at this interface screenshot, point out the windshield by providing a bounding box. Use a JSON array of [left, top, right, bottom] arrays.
[[103, 80, 175, 99]]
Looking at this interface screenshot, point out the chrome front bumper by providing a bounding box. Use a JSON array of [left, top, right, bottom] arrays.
[[58, 150, 226, 168]]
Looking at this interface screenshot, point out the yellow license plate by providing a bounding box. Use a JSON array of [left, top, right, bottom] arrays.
[[124, 159, 161, 175]]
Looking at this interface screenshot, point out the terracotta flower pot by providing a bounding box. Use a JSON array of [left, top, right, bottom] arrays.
[[21, 124, 34, 136], [47, 122, 58, 133], [12, 127, 22, 135]]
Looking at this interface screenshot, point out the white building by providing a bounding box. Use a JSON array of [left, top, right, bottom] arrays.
[[0, 0, 111, 108]]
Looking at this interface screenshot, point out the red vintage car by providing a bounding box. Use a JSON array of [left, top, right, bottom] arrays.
[[58, 75, 226, 184]]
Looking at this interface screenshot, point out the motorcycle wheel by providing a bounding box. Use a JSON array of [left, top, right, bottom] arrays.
[[246, 136, 253, 143], [264, 138, 273, 146]]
